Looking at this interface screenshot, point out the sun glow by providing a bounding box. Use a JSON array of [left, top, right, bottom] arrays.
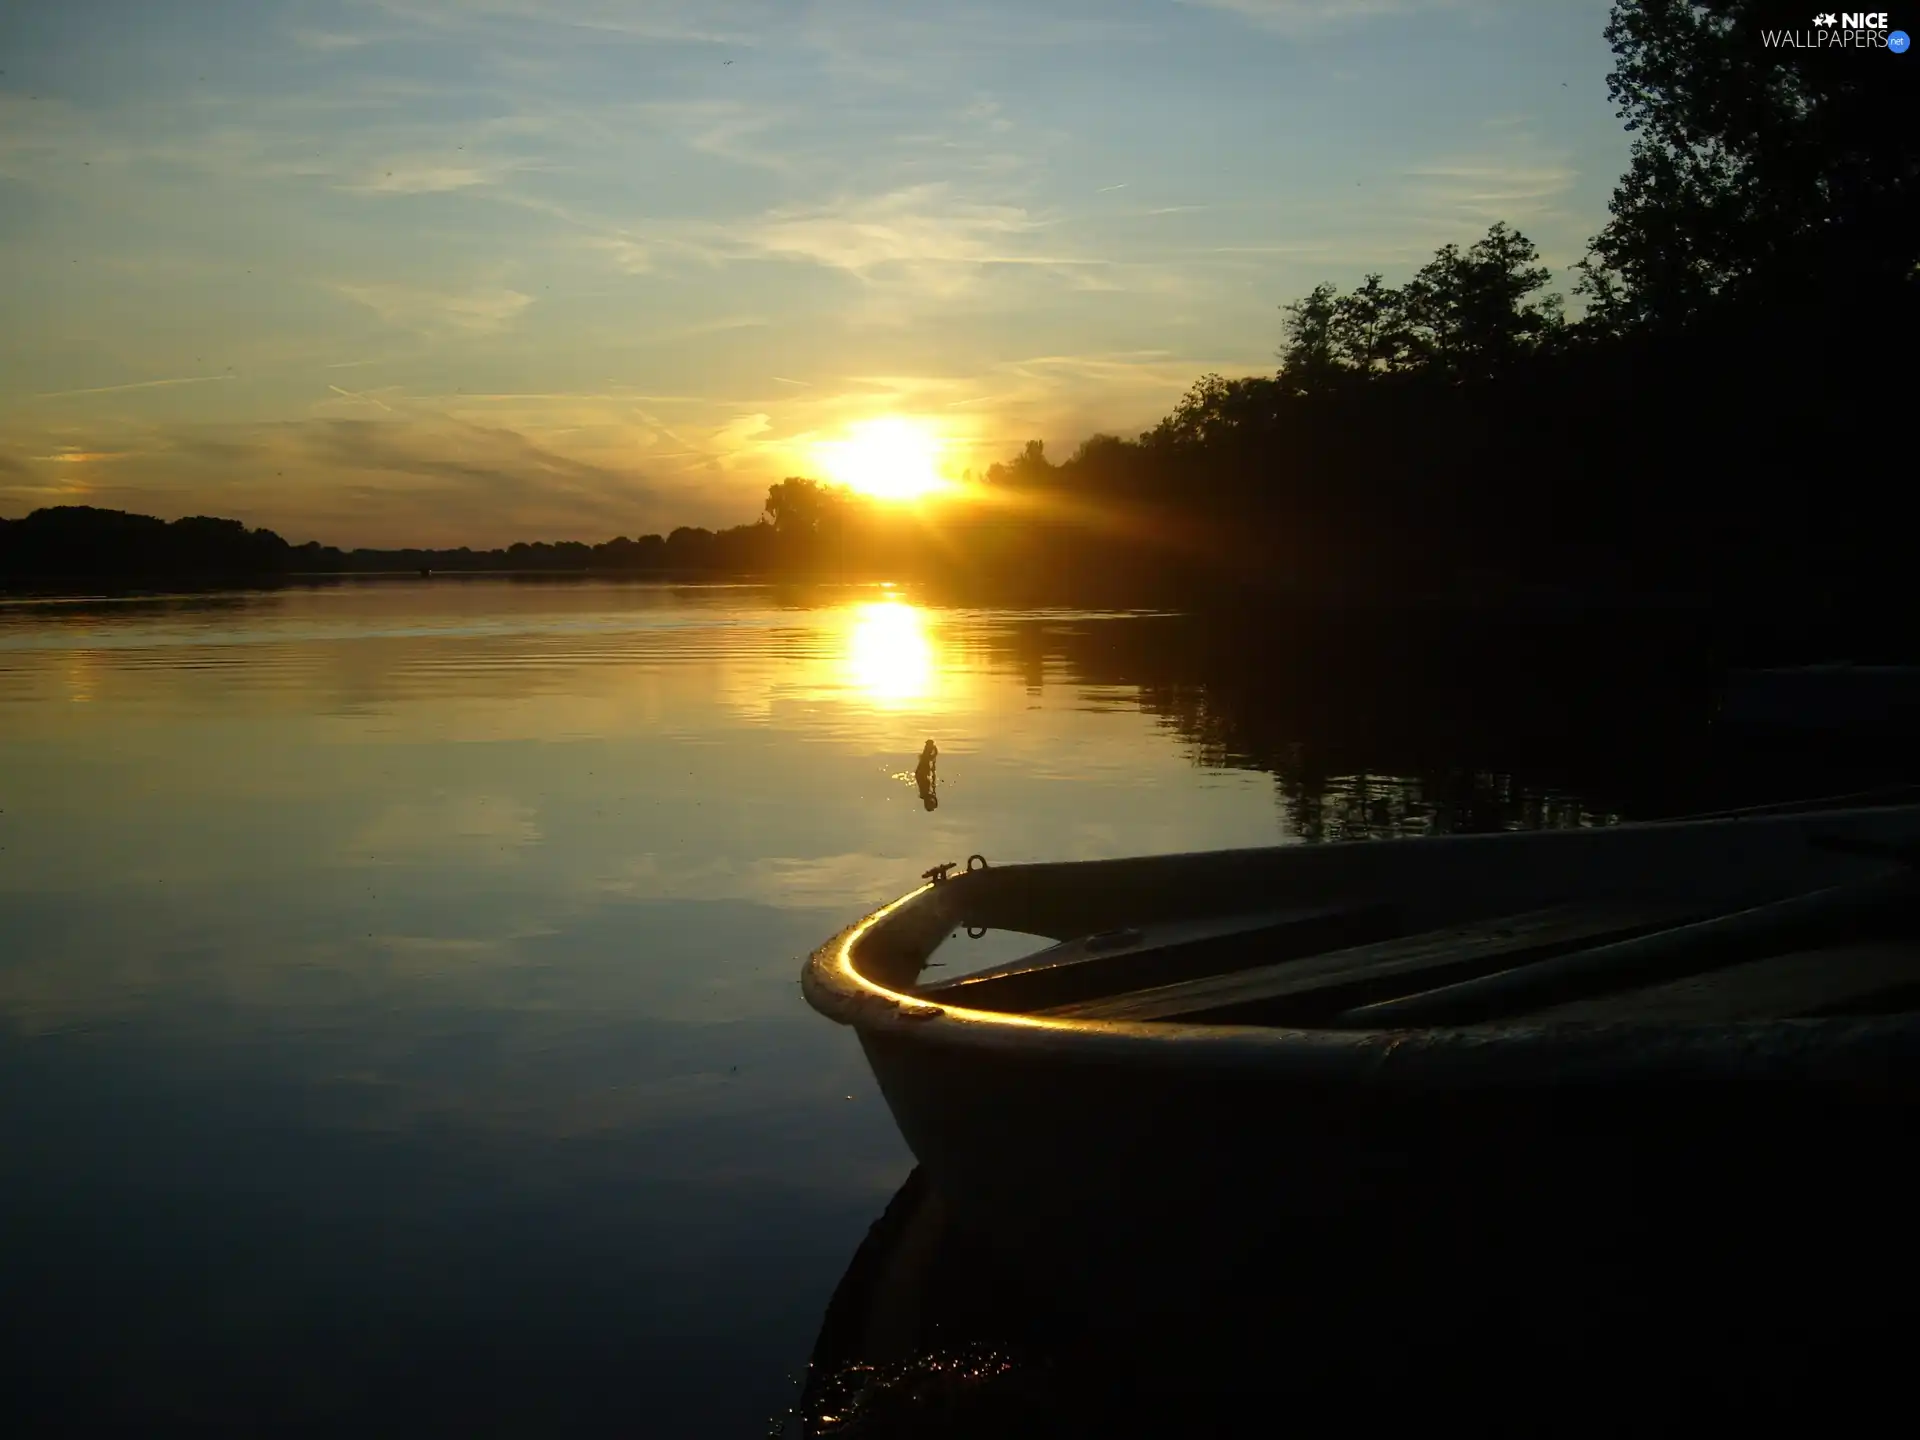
[[814, 417, 949, 502]]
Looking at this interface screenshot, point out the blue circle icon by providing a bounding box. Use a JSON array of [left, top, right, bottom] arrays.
[[1891, 29, 1911, 53]]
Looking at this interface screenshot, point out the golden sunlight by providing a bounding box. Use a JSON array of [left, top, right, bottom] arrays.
[[845, 600, 935, 706], [814, 418, 948, 502]]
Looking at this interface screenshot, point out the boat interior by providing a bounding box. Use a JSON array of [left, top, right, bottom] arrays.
[[838, 813, 1920, 1031]]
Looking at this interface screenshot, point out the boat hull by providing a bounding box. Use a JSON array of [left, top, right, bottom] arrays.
[[805, 807, 1920, 1329], [858, 1018, 1916, 1328]]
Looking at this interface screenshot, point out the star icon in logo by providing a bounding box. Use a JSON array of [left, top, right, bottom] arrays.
[[1814, 12, 1837, 25]]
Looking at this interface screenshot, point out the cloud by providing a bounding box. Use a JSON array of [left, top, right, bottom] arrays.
[[32, 449, 133, 464], [1177, 0, 1477, 32], [560, 181, 1106, 327], [327, 384, 397, 413], [0, 413, 681, 547], [749, 185, 1041, 273], [1400, 156, 1577, 228], [365, 0, 769, 46], [349, 162, 503, 194], [712, 412, 772, 450], [334, 282, 536, 338], [581, 235, 655, 274], [299, 415, 652, 519], [662, 184, 1105, 318], [960, 99, 1015, 135], [291, 29, 373, 51], [648, 99, 797, 174], [0, 66, 542, 203], [36, 374, 239, 400]]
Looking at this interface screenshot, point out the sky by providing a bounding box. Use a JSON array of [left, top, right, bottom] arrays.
[[0, 0, 1629, 548]]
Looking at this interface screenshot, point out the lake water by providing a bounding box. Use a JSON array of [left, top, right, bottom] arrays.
[[0, 579, 1885, 1434]]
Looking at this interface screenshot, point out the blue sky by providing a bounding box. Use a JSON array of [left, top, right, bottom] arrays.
[[0, 0, 1628, 546]]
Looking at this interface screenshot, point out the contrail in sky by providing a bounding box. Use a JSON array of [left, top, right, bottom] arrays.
[[328, 383, 395, 412], [37, 373, 237, 399]]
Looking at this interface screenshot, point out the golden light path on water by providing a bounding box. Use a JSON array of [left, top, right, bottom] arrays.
[[843, 598, 936, 708]]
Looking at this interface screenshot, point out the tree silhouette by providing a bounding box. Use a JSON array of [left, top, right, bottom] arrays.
[[762, 476, 847, 537], [1275, 223, 1563, 389], [1332, 274, 1416, 378], [984, 438, 1056, 486], [1401, 223, 1564, 380], [1577, 0, 1920, 328], [1277, 283, 1344, 394], [1144, 374, 1280, 449]]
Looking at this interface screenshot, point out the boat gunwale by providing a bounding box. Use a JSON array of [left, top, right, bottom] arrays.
[[799, 805, 1920, 1086]]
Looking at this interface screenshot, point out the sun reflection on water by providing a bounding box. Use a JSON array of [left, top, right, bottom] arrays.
[[845, 600, 936, 708]]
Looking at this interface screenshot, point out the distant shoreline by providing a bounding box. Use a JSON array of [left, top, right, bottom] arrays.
[[2, 566, 1710, 606]]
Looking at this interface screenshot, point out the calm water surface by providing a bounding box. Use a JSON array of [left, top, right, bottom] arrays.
[[1, 579, 1358, 1435], [12, 579, 1894, 1433]]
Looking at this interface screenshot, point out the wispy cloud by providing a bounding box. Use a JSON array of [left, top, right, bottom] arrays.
[[347, 161, 507, 195], [36, 374, 238, 400], [1177, 0, 1478, 33], [746, 184, 1046, 274], [959, 99, 1015, 135], [334, 282, 536, 338], [32, 449, 132, 463], [365, 0, 769, 47], [642, 98, 797, 174], [579, 234, 654, 275], [304, 414, 646, 508], [2, 414, 677, 545], [1401, 156, 1576, 228], [327, 384, 397, 413], [290, 29, 373, 51]]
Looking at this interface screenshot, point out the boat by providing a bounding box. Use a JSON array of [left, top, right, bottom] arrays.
[[801, 806, 1920, 1369]]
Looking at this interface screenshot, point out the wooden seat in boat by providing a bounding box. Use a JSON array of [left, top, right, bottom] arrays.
[[1516, 941, 1920, 1023], [1038, 900, 1703, 1024], [913, 902, 1397, 1014]]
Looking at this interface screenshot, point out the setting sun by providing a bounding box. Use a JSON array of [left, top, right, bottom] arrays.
[[814, 418, 949, 502]]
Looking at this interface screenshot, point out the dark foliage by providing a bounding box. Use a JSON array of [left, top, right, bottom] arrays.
[[1576, 0, 1919, 329], [0, 506, 294, 582]]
